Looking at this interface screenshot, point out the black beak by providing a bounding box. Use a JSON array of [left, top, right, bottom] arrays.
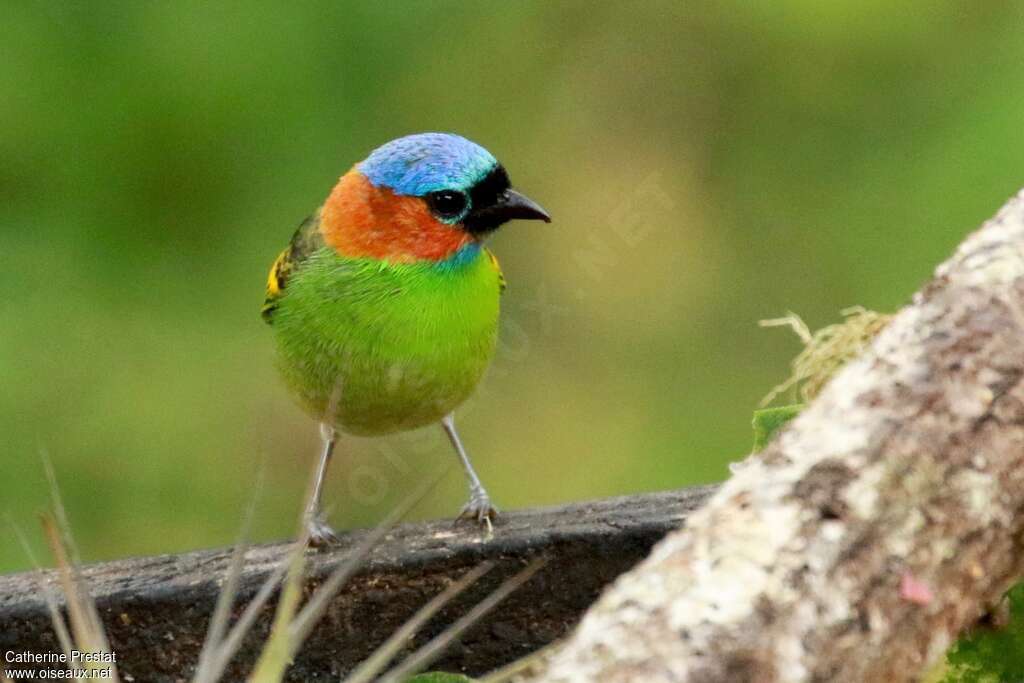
[[464, 188, 551, 235], [498, 189, 551, 223]]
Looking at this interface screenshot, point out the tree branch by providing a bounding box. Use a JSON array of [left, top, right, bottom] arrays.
[[530, 190, 1024, 682], [0, 487, 714, 681]]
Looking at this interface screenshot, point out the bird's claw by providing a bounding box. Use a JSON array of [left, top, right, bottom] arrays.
[[457, 495, 498, 536], [306, 515, 340, 548]]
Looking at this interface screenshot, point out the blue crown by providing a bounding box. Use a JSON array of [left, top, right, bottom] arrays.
[[358, 133, 498, 197]]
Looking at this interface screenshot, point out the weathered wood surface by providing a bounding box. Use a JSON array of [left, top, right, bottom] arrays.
[[528, 190, 1024, 683], [0, 486, 715, 681]]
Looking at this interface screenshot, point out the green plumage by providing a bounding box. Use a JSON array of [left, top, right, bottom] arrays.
[[265, 217, 502, 436]]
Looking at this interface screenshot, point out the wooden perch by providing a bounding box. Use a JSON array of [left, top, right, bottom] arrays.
[[0, 487, 714, 681], [528, 190, 1024, 683]]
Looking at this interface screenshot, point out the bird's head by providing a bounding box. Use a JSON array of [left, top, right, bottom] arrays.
[[321, 133, 550, 263]]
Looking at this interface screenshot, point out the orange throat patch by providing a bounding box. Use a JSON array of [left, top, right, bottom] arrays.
[[320, 170, 473, 262]]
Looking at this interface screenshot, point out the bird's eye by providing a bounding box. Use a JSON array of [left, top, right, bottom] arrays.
[[426, 190, 468, 219]]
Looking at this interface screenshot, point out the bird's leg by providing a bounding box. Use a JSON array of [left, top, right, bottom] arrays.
[[304, 423, 339, 547], [440, 413, 497, 533]]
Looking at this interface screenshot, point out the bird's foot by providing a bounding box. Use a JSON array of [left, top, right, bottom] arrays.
[[305, 514, 339, 548], [457, 493, 498, 536]]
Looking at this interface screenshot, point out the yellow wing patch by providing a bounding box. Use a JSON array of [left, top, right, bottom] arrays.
[[262, 211, 325, 324], [261, 249, 290, 322], [486, 248, 507, 294], [266, 250, 286, 297]]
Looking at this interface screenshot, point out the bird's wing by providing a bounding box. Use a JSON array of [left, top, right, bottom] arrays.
[[485, 248, 507, 294], [262, 209, 325, 323]]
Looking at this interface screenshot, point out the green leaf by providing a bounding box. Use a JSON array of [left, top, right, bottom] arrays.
[[404, 674, 476, 683], [938, 583, 1024, 683], [751, 404, 803, 451]]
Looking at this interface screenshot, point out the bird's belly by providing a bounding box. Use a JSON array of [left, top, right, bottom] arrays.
[[331, 334, 494, 435], [272, 254, 501, 435]]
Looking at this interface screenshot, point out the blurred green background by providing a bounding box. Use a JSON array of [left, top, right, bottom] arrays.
[[2, 1, 1023, 574]]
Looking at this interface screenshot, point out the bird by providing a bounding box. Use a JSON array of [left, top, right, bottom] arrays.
[[262, 132, 550, 544]]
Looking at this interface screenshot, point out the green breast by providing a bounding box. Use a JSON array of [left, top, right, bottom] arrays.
[[270, 246, 501, 435]]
